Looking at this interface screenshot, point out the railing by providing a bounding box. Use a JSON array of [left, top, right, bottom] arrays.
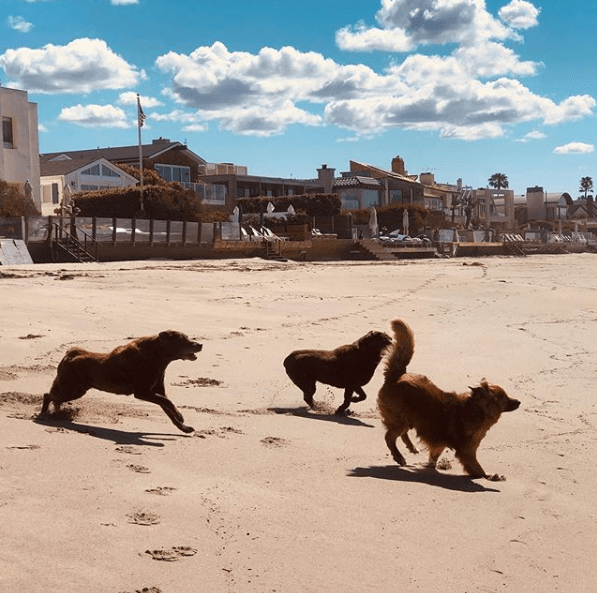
[[49, 221, 100, 262]]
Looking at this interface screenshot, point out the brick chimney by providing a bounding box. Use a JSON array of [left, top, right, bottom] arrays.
[[317, 164, 336, 194], [391, 156, 405, 175]]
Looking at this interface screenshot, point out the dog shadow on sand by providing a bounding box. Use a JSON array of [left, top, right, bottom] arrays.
[[33, 413, 182, 448], [348, 465, 501, 493], [267, 405, 376, 428]]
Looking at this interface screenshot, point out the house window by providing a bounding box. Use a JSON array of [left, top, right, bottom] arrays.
[[2, 117, 14, 148], [82, 164, 101, 176], [389, 190, 403, 203], [41, 183, 60, 204], [154, 164, 190, 183], [101, 165, 121, 178]]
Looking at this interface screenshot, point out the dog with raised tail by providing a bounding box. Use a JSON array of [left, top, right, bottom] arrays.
[[284, 330, 392, 415], [378, 319, 520, 480]]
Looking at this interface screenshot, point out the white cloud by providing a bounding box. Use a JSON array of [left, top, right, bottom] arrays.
[[336, 22, 414, 52], [553, 142, 595, 155], [154, 37, 593, 139], [7, 16, 34, 33], [0, 38, 144, 93], [517, 129, 547, 142], [58, 104, 131, 128], [338, 0, 516, 52], [118, 91, 163, 108], [499, 0, 540, 29]]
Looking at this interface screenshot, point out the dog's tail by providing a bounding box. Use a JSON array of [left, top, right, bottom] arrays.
[[383, 319, 415, 383]]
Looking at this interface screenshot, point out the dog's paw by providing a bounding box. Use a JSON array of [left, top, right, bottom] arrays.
[[180, 425, 195, 434]]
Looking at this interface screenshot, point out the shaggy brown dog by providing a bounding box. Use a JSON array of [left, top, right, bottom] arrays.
[[378, 319, 520, 480], [284, 330, 392, 415], [41, 331, 203, 433]]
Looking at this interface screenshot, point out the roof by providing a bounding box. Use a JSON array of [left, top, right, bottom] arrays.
[[40, 157, 138, 183], [40, 157, 105, 176], [41, 138, 206, 166], [333, 176, 382, 188], [349, 160, 420, 185]]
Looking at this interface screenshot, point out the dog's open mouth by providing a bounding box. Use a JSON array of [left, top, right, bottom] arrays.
[[182, 343, 203, 361]]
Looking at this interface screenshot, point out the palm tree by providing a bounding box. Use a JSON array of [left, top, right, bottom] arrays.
[[580, 176, 593, 198], [488, 173, 509, 190]]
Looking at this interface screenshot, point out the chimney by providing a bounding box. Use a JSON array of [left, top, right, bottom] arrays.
[[391, 156, 405, 175], [420, 172, 435, 186], [317, 164, 335, 194]]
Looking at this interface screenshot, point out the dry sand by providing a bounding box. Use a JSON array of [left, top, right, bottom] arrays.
[[1, 254, 596, 592]]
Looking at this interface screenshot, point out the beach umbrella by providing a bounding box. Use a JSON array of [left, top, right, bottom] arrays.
[[231, 206, 240, 222], [267, 202, 275, 214], [287, 205, 295, 215], [403, 209, 409, 236], [369, 207, 378, 237]]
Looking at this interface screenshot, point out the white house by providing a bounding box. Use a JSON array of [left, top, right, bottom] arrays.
[[39, 157, 138, 216], [0, 85, 40, 209]]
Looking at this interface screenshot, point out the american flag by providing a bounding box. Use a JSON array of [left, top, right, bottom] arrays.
[[137, 94, 146, 128]]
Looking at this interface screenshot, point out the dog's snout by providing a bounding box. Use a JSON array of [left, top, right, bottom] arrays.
[[507, 398, 521, 411]]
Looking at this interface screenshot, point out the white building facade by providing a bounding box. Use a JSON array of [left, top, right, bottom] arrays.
[[0, 86, 40, 209]]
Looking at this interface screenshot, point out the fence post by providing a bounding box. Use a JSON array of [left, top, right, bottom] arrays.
[[92, 217, 97, 240], [166, 220, 171, 246], [182, 220, 187, 246], [112, 218, 117, 245], [149, 219, 154, 246], [131, 218, 137, 245]]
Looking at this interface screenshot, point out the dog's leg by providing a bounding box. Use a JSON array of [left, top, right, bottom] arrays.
[[350, 387, 367, 403], [41, 393, 53, 415], [401, 432, 419, 454], [335, 389, 354, 415], [455, 447, 487, 479], [134, 392, 194, 434], [384, 429, 407, 466], [40, 383, 87, 416], [301, 384, 317, 408], [426, 445, 445, 468]]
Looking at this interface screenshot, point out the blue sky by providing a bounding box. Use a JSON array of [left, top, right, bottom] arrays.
[[1, 0, 596, 197]]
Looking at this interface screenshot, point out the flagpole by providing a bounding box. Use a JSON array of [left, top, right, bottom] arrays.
[[137, 94, 145, 215]]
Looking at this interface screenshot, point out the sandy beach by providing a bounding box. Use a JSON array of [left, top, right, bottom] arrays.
[[1, 254, 596, 592]]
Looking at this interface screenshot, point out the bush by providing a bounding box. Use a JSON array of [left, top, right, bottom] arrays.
[[237, 193, 342, 218], [346, 203, 428, 233], [0, 179, 39, 216], [74, 184, 221, 222]]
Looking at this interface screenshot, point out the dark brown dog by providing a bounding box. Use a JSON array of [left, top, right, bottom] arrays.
[[41, 330, 203, 433], [378, 319, 520, 480], [284, 330, 391, 415]]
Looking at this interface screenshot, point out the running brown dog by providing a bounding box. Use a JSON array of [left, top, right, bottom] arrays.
[[284, 330, 391, 415], [41, 330, 203, 433], [378, 319, 520, 480]]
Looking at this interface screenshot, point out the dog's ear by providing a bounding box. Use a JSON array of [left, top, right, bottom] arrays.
[[158, 330, 176, 341], [469, 380, 491, 397]]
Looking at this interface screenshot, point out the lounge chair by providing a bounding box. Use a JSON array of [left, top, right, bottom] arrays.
[[311, 228, 337, 239], [261, 226, 288, 241]]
